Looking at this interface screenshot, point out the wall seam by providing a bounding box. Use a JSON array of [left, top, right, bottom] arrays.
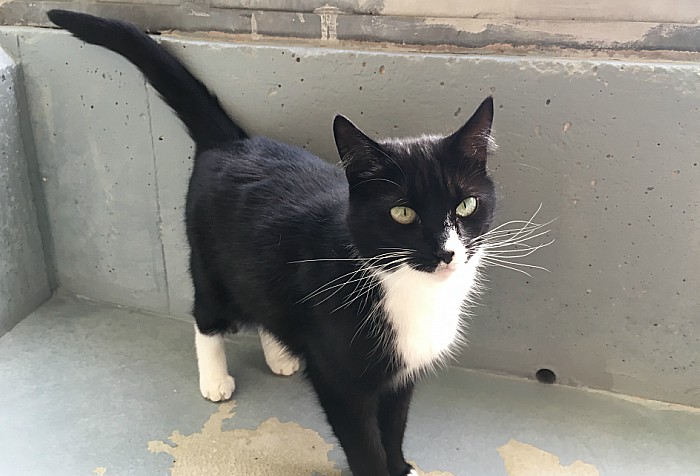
[[13, 32, 57, 292], [143, 80, 171, 314]]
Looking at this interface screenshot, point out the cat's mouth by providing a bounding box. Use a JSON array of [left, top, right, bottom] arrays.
[[410, 258, 460, 276], [432, 261, 459, 278]]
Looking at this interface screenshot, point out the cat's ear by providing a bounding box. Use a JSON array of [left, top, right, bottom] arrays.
[[333, 115, 384, 181], [449, 96, 495, 162]]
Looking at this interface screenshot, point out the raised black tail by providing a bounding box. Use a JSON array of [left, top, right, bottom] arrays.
[[47, 9, 247, 148]]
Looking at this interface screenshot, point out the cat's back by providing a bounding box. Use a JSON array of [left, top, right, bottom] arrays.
[[192, 136, 343, 196], [187, 136, 347, 242]]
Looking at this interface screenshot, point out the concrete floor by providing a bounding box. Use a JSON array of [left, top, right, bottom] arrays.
[[1, 295, 699, 476]]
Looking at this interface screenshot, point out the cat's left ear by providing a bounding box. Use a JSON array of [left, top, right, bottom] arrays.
[[449, 96, 495, 162], [333, 114, 384, 183]]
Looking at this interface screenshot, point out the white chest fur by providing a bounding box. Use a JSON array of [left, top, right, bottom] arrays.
[[379, 248, 483, 383]]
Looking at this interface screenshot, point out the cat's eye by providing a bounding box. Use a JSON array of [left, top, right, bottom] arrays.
[[456, 197, 478, 217], [390, 206, 418, 224]]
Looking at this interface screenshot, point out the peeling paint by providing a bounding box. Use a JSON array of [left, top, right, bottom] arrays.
[[145, 400, 454, 475], [188, 10, 210, 18], [423, 17, 491, 34], [410, 462, 455, 476], [373, 0, 700, 24], [165, 28, 700, 61], [250, 13, 261, 40], [431, 17, 654, 45], [3, 1, 700, 52], [518, 60, 599, 77], [498, 440, 600, 476], [147, 401, 340, 475], [315, 5, 339, 41]]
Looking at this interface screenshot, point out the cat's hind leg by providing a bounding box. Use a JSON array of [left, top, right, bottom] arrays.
[[194, 324, 235, 401], [259, 329, 300, 376]]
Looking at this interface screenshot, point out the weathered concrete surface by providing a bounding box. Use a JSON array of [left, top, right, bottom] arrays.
[[1, 295, 699, 475], [3, 0, 700, 24], [147, 83, 194, 316], [0, 44, 50, 335], [1, 27, 699, 406], [0, 30, 169, 313], [374, 0, 700, 23], [3, 2, 700, 52]]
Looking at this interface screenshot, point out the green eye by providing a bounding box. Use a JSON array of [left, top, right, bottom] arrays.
[[456, 197, 478, 217], [390, 206, 418, 224]]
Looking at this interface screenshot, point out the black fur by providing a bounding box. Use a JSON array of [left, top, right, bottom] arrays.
[[48, 10, 496, 475]]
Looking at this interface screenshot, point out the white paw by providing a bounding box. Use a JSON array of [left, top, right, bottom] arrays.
[[407, 470, 419, 476], [265, 352, 300, 376], [199, 374, 235, 402], [260, 330, 300, 376]]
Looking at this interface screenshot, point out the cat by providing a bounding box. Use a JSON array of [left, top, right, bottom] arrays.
[[48, 10, 497, 476]]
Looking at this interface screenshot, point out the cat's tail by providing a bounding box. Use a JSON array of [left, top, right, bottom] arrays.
[[47, 9, 247, 148]]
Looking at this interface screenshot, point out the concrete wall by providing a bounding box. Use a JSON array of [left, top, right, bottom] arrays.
[[3, 1, 700, 52], [0, 44, 50, 336], [0, 27, 699, 407], [3, 0, 700, 22]]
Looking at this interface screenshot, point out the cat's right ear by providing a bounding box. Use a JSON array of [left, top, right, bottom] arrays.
[[449, 96, 495, 163], [333, 115, 383, 183]]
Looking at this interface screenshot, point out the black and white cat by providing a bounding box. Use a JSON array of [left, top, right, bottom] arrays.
[[49, 10, 497, 476]]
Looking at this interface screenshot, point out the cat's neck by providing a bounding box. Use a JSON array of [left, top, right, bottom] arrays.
[[378, 248, 484, 383]]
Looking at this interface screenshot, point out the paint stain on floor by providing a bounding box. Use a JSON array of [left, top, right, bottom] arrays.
[[146, 400, 455, 476], [498, 439, 600, 476], [148, 401, 340, 475], [410, 462, 455, 476]]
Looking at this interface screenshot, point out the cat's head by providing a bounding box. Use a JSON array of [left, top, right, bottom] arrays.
[[333, 97, 496, 276]]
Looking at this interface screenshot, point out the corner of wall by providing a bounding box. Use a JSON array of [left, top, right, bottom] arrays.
[[0, 43, 52, 336]]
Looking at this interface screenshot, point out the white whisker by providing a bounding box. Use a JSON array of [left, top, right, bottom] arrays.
[[481, 239, 555, 259], [482, 256, 550, 273], [481, 259, 534, 277], [479, 203, 543, 235], [296, 252, 407, 304], [480, 230, 554, 249], [472, 204, 555, 278], [476, 219, 556, 245]]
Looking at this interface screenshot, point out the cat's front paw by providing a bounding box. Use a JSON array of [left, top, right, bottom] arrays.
[[260, 330, 300, 376], [402, 465, 418, 476], [265, 353, 300, 376], [199, 374, 235, 402]]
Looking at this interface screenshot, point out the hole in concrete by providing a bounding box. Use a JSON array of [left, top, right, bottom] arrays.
[[535, 368, 556, 384]]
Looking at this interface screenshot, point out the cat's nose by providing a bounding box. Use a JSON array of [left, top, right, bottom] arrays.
[[436, 249, 455, 264]]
